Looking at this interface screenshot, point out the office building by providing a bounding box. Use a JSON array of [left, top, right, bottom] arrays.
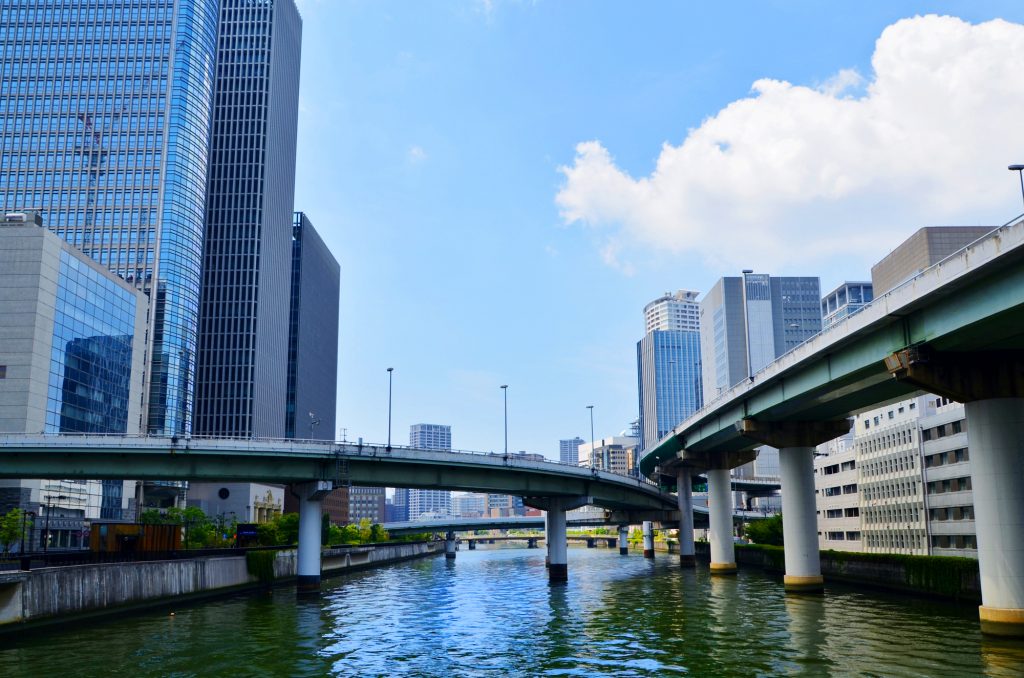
[[637, 290, 703, 452], [0, 216, 147, 547], [348, 486, 385, 524], [408, 424, 452, 518], [699, 273, 821, 399], [814, 426, 862, 552], [871, 226, 996, 295], [194, 0, 303, 438], [0, 0, 219, 436], [577, 436, 637, 476], [855, 397, 929, 555], [559, 437, 583, 465], [391, 488, 410, 523], [821, 282, 873, 329], [920, 398, 976, 557], [453, 493, 487, 518]]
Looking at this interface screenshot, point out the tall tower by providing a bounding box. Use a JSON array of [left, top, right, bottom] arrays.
[[194, 0, 303, 438], [699, 274, 821, 400], [408, 424, 453, 518], [0, 0, 220, 435], [637, 291, 703, 451]]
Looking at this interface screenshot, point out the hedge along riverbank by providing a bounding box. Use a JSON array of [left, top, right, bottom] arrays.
[[693, 542, 981, 602]]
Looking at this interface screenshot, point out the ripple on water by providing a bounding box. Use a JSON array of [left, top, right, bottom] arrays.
[[1, 547, 1023, 677]]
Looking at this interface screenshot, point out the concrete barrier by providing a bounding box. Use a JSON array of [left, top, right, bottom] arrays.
[[0, 541, 440, 630]]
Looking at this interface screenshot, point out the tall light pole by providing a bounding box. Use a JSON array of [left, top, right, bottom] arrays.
[[1009, 164, 1024, 211], [587, 405, 595, 469], [500, 385, 509, 455], [386, 367, 394, 450]]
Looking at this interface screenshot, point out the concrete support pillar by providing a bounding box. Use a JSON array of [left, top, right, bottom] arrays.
[[968, 398, 1024, 636], [618, 526, 629, 555], [677, 468, 695, 567], [780, 446, 823, 592], [547, 500, 568, 583], [586, 537, 596, 548], [544, 511, 551, 567], [468, 539, 476, 550], [297, 487, 323, 593], [642, 521, 655, 559], [527, 538, 538, 549], [708, 467, 737, 574], [445, 531, 457, 560]]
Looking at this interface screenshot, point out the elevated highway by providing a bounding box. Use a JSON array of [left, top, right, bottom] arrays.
[[639, 216, 1024, 634], [0, 433, 678, 586]]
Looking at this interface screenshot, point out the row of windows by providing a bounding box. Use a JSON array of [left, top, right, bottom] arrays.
[[927, 477, 972, 494], [924, 447, 969, 468], [929, 505, 974, 521], [824, 531, 861, 541], [820, 460, 856, 475], [862, 481, 918, 501], [862, 505, 920, 524], [921, 419, 965, 441], [932, 535, 977, 550], [823, 507, 860, 519], [821, 484, 858, 497], [865, 532, 926, 551]]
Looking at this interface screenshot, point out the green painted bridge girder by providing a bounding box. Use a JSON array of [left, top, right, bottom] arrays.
[[641, 217, 1024, 477], [0, 437, 675, 512]]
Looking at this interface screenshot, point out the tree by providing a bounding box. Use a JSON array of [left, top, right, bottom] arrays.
[[0, 509, 30, 557], [369, 523, 388, 543], [745, 514, 784, 546], [276, 513, 300, 545], [357, 518, 373, 543]]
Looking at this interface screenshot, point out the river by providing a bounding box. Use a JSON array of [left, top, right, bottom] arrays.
[[2, 546, 1023, 676]]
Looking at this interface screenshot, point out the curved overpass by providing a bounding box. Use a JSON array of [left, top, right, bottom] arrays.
[[0, 434, 675, 512], [641, 215, 1024, 479]]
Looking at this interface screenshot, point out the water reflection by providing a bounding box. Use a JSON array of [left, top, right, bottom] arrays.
[[0, 549, 1022, 677], [783, 592, 831, 674]]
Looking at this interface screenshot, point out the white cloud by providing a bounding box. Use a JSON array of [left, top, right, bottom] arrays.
[[407, 145, 428, 164], [556, 15, 1024, 276]]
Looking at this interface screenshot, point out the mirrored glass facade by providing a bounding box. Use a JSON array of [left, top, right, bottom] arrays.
[[637, 330, 703, 451], [0, 0, 219, 435], [46, 250, 137, 433]]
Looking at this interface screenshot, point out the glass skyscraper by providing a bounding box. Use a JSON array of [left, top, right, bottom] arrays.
[[0, 0, 220, 435], [637, 291, 703, 452]]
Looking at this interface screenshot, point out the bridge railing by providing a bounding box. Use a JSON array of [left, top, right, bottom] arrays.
[[653, 212, 1024, 450], [4, 432, 667, 494]]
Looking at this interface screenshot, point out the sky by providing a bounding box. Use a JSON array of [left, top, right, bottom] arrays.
[[291, 1, 1024, 459]]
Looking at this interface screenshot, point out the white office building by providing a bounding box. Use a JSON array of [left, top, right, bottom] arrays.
[[559, 437, 583, 465], [408, 423, 452, 518]]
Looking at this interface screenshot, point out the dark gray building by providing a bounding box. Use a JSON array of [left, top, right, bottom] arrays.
[[699, 273, 821, 400], [286, 212, 340, 440], [195, 0, 303, 438]]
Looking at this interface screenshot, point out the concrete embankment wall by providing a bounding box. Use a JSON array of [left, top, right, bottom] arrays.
[[0, 541, 440, 630], [693, 542, 981, 602]]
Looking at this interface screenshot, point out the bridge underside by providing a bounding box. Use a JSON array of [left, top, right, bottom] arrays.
[[0, 439, 675, 513], [641, 220, 1024, 477]]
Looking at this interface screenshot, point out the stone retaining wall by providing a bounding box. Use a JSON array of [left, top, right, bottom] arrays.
[[0, 541, 440, 629]]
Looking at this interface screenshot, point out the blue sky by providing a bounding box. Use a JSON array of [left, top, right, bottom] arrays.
[[292, 1, 1024, 457]]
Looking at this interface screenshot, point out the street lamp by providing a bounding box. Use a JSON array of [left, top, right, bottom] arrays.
[[587, 405, 595, 470], [42, 495, 70, 556], [308, 411, 320, 440], [1009, 164, 1024, 210], [386, 367, 394, 450], [500, 385, 509, 455]]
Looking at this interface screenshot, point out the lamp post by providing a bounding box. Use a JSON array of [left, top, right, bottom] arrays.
[[386, 367, 394, 450], [42, 494, 70, 556], [587, 405, 595, 469], [1009, 164, 1024, 210], [500, 385, 509, 455], [308, 411, 320, 440]]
